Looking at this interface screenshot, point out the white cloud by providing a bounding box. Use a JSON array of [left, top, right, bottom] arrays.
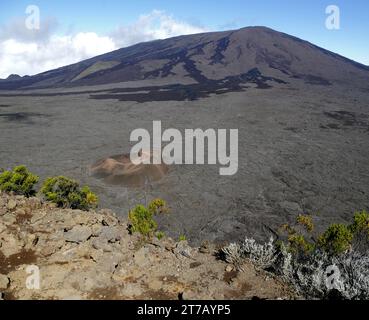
[[0, 17, 58, 43], [0, 33, 116, 78], [0, 10, 208, 79], [111, 10, 208, 47]]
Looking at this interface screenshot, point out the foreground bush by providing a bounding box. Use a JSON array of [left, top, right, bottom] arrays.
[[317, 224, 353, 255], [222, 236, 369, 299], [221, 212, 369, 299], [0, 165, 39, 197], [351, 211, 369, 235], [148, 198, 168, 215], [128, 199, 168, 239], [40, 176, 98, 210], [281, 213, 369, 256]]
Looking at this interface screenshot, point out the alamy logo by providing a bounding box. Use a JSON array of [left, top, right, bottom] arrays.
[[325, 5, 340, 30], [26, 265, 40, 290], [325, 264, 343, 291], [130, 121, 239, 176], [25, 5, 40, 30]]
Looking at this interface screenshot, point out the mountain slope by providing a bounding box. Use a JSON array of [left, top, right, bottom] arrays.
[[1, 26, 369, 90]]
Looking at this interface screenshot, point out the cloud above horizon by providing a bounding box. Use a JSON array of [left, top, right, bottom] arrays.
[[110, 10, 207, 48], [0, 10, 208, 79]]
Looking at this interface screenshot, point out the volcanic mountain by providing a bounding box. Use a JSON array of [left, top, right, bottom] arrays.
[[1, 26, 369, 244], [1, 26, 369, 92]]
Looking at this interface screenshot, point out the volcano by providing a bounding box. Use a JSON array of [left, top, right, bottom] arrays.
[[1, 26, 369, 244], [1, 26, 368, 93]]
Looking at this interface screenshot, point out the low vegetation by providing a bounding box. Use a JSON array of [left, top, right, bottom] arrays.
[[221, 211, 369, 299], [156, 231, 165, 240], [281, 212, 369, 256], [317, 224, 353, 255], [128, 199, 168, 239], [0, 165, 39, 197], [40, 176, 98, 211], [0, 165, 99, 211], [1, 165, 368, 299]]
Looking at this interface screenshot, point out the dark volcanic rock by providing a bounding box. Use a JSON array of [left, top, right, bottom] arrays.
[[1, 26, 368, 90], [6, 74, 22, 81]]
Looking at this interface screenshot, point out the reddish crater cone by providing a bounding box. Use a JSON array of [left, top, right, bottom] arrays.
[[90, 153, 169, 187]]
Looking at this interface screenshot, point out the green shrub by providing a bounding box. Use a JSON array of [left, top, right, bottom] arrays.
[[128, 204, 157, 238], [128, 199, 168, 239], [296, 215, 314, 233], [287, 234, 314, 254], [317, 224, 353, 255], [280, 212, 369, 257], [156, 231, 165, 240], [281, 215, 315, 255], [148, 198, 168, 215], [0, 165, 39, 197], [40, 176, 98, 210], [179, 234, 187, 242], [350, 210, 369, 235]]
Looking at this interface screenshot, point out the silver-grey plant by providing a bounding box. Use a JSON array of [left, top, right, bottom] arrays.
[[221, 236, 369, 299]]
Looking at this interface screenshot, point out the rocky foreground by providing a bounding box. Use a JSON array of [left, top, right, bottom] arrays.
[[0, 191, 294, 300]]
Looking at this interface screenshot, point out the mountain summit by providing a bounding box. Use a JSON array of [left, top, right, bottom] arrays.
[[1, 26, 368, 90]]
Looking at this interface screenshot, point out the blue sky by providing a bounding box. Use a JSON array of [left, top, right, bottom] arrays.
[[0, 0, 368, 77]]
